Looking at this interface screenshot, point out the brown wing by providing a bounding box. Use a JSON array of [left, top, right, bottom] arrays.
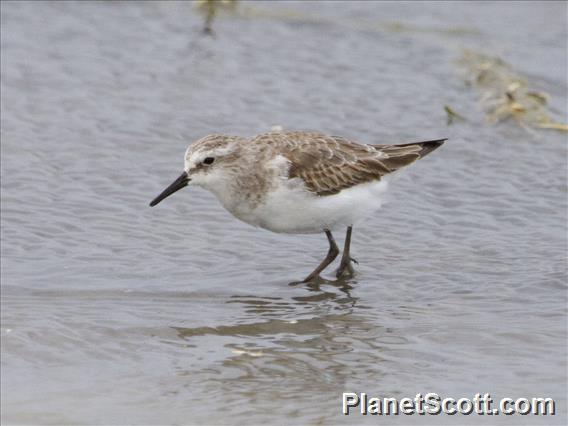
[[277, 132, 445, 196]]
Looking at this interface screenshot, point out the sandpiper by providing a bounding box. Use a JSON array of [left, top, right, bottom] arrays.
[[150, 131, 445, 282]]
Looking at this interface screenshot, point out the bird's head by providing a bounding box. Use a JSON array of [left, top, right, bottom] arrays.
[[149, 134, 242, 207]]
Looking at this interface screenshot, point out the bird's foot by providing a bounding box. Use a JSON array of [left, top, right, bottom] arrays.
[[335, 257, 357, 278]]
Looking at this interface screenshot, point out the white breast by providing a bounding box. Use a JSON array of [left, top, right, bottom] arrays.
[[241, 177, 390, 234]]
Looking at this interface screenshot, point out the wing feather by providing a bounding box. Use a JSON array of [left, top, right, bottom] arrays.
[[258, 132, 445, 196]]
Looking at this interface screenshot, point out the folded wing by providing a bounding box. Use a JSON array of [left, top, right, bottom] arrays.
[[280, 133, 445, 196]]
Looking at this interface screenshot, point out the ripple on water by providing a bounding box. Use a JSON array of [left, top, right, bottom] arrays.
[[2, 0, 567, 424]]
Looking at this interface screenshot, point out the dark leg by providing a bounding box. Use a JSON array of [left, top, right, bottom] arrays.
[[336, 226, 357, 278], [302, 230, 339, 282]]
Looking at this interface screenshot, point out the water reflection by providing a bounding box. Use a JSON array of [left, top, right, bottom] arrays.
[[172, 277, 390, 406], [174, 276, 360, 340], [291, 276, 358, 309]]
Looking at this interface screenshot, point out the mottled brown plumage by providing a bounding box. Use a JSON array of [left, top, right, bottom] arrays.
[[246, 131, 445, 196]]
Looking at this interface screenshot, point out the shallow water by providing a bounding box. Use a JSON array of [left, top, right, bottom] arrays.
[[1, 1, 566, 425]]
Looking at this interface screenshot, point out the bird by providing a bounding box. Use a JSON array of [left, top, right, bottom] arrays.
[[149, 131, 445, 282]]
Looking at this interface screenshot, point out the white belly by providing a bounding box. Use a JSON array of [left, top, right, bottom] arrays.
[[239, 178, 391, 234]]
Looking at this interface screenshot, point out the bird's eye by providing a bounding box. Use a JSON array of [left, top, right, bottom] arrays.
[[203, 157, 215, 165]]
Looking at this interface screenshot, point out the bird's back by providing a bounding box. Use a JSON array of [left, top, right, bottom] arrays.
[[247, 131, 445, 196]]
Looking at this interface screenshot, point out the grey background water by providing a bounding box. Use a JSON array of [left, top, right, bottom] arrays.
[[1, 1, 566, 425]]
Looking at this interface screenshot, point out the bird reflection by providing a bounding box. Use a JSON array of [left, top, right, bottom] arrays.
[[174, 276, 362, 342], [170, 275, 393, 407], [290, 275, 358, 309]]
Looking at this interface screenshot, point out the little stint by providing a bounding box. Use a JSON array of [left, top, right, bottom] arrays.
[[150, 131, 445, 282]]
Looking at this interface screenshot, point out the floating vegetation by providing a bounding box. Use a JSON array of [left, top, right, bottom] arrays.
[[196, 0, 237, 35], [444, 105, 467, 125], [459, 50, 567, 133]]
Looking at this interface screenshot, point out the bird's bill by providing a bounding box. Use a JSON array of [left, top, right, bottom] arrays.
[[149, 172, 189, 207]]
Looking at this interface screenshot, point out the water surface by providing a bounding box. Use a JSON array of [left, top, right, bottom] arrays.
[[1, 1, 566, 424]]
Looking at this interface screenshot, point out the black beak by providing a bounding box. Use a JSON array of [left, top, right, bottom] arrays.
[[149, 172, 189, 207]]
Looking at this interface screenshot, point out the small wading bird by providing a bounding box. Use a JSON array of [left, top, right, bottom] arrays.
[[150, 131, 445, 282]]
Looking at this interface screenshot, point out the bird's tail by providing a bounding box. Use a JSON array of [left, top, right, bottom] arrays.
[[368, 138, 446, 173], [393, 138, 447, 158]]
